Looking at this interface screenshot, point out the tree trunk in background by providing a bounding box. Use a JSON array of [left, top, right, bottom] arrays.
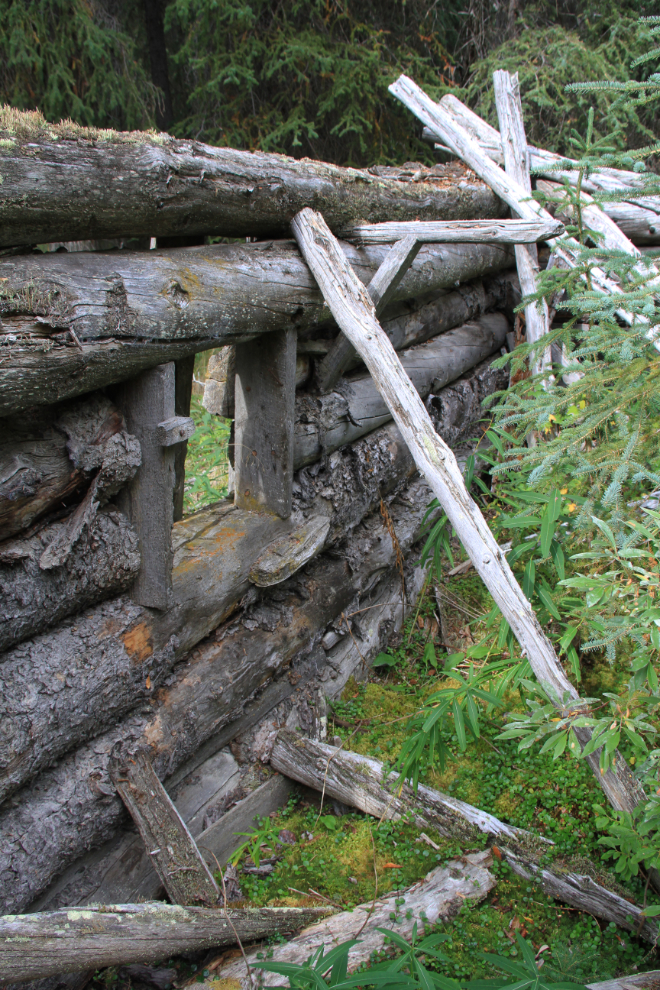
[[142, 0, 173, 131]]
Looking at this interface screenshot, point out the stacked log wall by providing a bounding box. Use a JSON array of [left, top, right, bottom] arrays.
[[0, 138, 515, 921]]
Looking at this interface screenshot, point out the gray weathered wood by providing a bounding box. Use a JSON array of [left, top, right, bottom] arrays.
[[208, 853, 495, 990], [249, 516, 331, 587], [111, 751, 220, 906], [202, 347, 235, 418], [0, 475, 433, 914], [317, 236, 421, 392], [291, 207, 646, 819], [0, 903, 330, 982], [588, 973, 660, 990], [173, 356, 195, 523], [0, 507, 140, 654], [295, 313, 509, 466], [116, 364, 177, 610], [0, 114, 505, 248], [0, 357, 505, 806], [234, 329, 296, 518], [493, 70, 551, 376], [270, 730, 659, 945], [157, 416, 195, 447], [0, 240, 513, 415], [349, 218, 563, 244], [0, 394, 137, 542]]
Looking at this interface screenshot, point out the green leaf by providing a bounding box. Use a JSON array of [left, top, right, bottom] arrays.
[[453, 698, 467, 750], [537, 584, 561, 620], [373, 652, 398, 668], [523, 558, 536, 600], [592, 515, 617, 549]]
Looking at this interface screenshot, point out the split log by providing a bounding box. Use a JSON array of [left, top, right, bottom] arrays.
[[588, 974, 660, 990], [0, 111, 506, 248], [110, 751, 220, 906], [0, 393, 139, 541], [0, 475, 435, 913], [349, 217, 563, 244], [0, 506, 140, 653], [207, 853, 495, 990], [0, 903, 330, 983], [294, 312, 508, 466], [291, 206, 646, 819], [269, 730, 659, 944]]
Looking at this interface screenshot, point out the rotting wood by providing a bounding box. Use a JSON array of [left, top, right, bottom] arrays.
[[0, 393, 139, 542], [203, 347, 235, 418], [116, 364, 179, 610], [0, 357, 506, 807], [0, 506, 140, 653], [234, 329, 296, 518], [348, 217, 563, 244], [110, 751, 220, 906], [295, 313, 508, 467], [424, 94, 660, 245], [0, 240, 513, 415], [0, 903, 330, 983], [291, 206, 646, 818], [0, 119, 507, 248], [249, 516, 331, 587], [493, 70, 551, 376], [588, 973, 660, 990], [269, 730, 659, 944], [202, 852, 495, 990], [0, 476, 435, 914]]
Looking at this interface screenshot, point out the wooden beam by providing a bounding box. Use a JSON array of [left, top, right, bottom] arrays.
[[111, 751, 220, 906], [173, 355, 196, 523], [290, 206, 646, 818], [234, 329, 296, 518], [493, 70, 551, 377], [317, 235, 421, 392], [349, 218, 563, 244], [116, 364, 177, 610], [0, 902, 330, 982]]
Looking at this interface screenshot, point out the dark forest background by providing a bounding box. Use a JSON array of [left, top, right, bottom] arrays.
[[0, 0, 657, 165]]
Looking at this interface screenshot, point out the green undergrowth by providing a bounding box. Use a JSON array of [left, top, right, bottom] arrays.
[[183, 394, 231, 514]]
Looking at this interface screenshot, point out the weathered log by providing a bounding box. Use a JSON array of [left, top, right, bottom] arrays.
[[0, 352, 505, 807], [269, 730, 659, 944], [0, 393, 139, 541], [0, 110, 506, 248], [206, 853, 495, 990], [349, 217, 563, 244], [0, 506, 140, 653], [0, 903, 330, 983], [493, 70, 550, 376], [294, 312, 508, 467], [110, 751, 220, 906], [0, 475, 435, 913], [588, 974, 660, 990], [291, 206, 646, 819]]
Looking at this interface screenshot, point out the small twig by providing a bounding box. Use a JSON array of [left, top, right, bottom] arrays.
[[212, 852, 253, 987], [308, 887, 344, 909]]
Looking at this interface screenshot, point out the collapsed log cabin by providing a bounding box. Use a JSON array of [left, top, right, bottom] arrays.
[[0, 104, 643, 990]]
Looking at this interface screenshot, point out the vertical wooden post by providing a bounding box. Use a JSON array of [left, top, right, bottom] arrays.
[[117, 362, 194, 610], [173, 355, 195, 523], [234, 329, 296, 519]]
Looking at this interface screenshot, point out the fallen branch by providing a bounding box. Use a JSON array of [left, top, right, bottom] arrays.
[[348, 217, 563, 244], [0, 903, 330, 983]]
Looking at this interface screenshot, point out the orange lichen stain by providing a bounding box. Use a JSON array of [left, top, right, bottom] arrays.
[[143, 716, 164, 746], [121, 622, 154, 663], [173, 524, 247, 577], [97, 615, 129, 639]]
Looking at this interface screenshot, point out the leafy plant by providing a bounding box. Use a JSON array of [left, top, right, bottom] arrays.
[[229, 817, 282, 869], [468, 932, 586, 990]]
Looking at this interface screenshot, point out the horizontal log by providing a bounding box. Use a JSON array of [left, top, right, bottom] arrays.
[[270, 730, 659, 944], [349, 218, 563, 244], [208, 853, 495, 989], [294, 312, 508, 466], [0, 903, 330, 982], [0, 112, 506, 248], [0, 506, 140, 653], [0, 393, 138, 541], [0, 476, 434, 914]]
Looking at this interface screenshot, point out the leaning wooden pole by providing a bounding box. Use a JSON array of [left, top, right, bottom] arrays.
[[290, 206, 645, 816]]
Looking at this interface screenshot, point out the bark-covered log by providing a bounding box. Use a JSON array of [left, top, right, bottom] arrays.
[[269, 731, 660, 945], [0, 903, 330, 983], [294, 312, 508, 466], [0, 506, 140, 653], [207, 853, 495, 990], [0, 476, 434, 914], [0, 393, 139, 541], [0, 110, 505, 248], [0, 355, 505, 806]]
